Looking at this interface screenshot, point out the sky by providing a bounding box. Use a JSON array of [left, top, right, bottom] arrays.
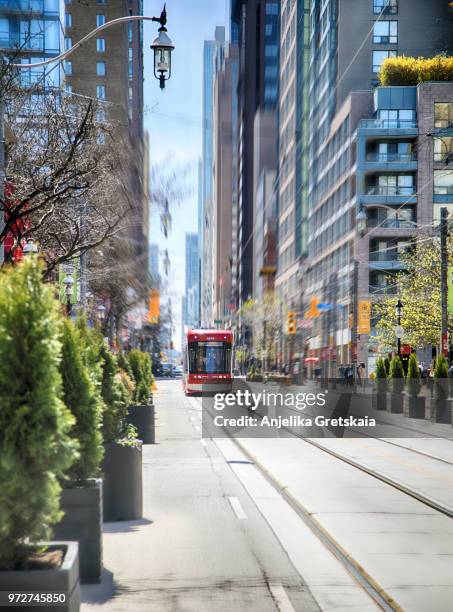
[[143, 0, 228, 348]]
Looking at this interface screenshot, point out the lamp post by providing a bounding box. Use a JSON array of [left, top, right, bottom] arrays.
[[63, 275, 74, 317], [395, 299, 404, 358], [97, 304, 106, 324], [356, 206, 367, 236], [150, 5, 175, 90], [9, 8, 174, 92], [22, 239, 39, 257]]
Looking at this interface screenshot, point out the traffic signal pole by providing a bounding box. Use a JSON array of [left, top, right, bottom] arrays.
[[440, 207, 449, 356]]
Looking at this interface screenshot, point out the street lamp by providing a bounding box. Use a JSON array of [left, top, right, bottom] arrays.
[[150, 5, 175, 90], [356, 206, 367, 236], [395, 299, 404, 358], [22, 239, 38, 256], [63, 275, 74, 316], [97, 304, 106, 323]]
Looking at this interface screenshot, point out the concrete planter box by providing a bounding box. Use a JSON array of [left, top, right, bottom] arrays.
[[53, 479, 102, 584], [406, 394, 426, 419], [102, 442, 143, 521], [431, 398, 452, 424], [127, 404, 155, 444], [0, 542, 80, 612], [389, 392, 403, 413], [372, 391, 387, 411]]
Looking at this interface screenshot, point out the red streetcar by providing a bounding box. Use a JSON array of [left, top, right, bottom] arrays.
[[183, 329, 234, 395]]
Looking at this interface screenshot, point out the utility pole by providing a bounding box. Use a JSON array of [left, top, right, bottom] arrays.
[[440, 206, 449, 356]]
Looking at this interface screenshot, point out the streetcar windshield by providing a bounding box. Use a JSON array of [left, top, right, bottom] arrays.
[[188, 341, 232, 374]]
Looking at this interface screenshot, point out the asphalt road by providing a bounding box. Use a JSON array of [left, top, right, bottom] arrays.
[[83, 380, 355, 611]]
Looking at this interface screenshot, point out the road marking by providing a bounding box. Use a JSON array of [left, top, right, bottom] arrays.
[[268, 583, 296, 612], [228, 496, 247, 520]]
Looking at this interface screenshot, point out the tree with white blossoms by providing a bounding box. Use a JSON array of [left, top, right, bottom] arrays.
[[374, 233, 453, 351], [239, 292, 283, 368]]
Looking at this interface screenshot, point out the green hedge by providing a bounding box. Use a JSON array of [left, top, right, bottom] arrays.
[[0, 260, 77, 569], [60, 320, 104, 484], [100, 344, 131, 444], [128, 349, 153, 404]]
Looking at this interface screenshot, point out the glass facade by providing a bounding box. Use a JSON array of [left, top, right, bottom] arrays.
[[0, 0, 63, 86]]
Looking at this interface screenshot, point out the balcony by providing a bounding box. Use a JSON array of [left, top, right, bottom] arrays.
[[367, 186, 414, 196], [367, 218, 414, 230], [370, 284, 398, 295], [362, 151, 417, 174], [358, 118, 418, 138], [369, 249, 405, 271], [366, 152, 416, 162], [360, 185, 417, 206]]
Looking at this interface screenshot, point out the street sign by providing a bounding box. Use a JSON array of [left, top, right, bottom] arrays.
[[148, 289, 160, 325], [214, 319, 223, 325], [395, 325, 403, 339], [305, 297, 320, 318], [358, 300, 371, 334]]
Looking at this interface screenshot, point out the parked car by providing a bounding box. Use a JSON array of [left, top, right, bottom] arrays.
[[162, 364, 174, 377], [173, 366, 183, 378]]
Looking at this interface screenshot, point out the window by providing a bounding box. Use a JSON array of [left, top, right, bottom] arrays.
[[434, 137, 453, 163], [0, 18, 9, 45], [377, 109, 415, 127], [64, 0, 72, 4], [434, 103, 453, 129], [96, 84, 106, 99], [20, 21, 44, 50], [373, 0, 397, 14], [372, 50, 396, 73], [375, 174, 414, 195], [64, 36, 72, 50], [96, 37, 105, 52], [96, 14, 105, 27], [265, 23, 273, 36], [265, 44, 278, 58], [434, 170, 453, 195], [96, 61, 106, 76], [65, 13, 72, 27], [373, 20, 397, 44], [64, 60, 72, 75], [65, 84, 72, 93], [96, 0, 106, 4], [265, 2, 279, 15]]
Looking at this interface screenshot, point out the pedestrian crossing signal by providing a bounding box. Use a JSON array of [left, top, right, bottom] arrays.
[[287, 311, 297, 335]]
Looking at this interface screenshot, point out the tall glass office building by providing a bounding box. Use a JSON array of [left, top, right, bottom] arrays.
[[0, 0, 63, 87]]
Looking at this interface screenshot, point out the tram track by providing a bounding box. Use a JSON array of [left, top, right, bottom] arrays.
[[193, 395, 453, 610]]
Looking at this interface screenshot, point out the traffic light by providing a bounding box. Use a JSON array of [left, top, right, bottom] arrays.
[[287, 311, 297, 335]]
